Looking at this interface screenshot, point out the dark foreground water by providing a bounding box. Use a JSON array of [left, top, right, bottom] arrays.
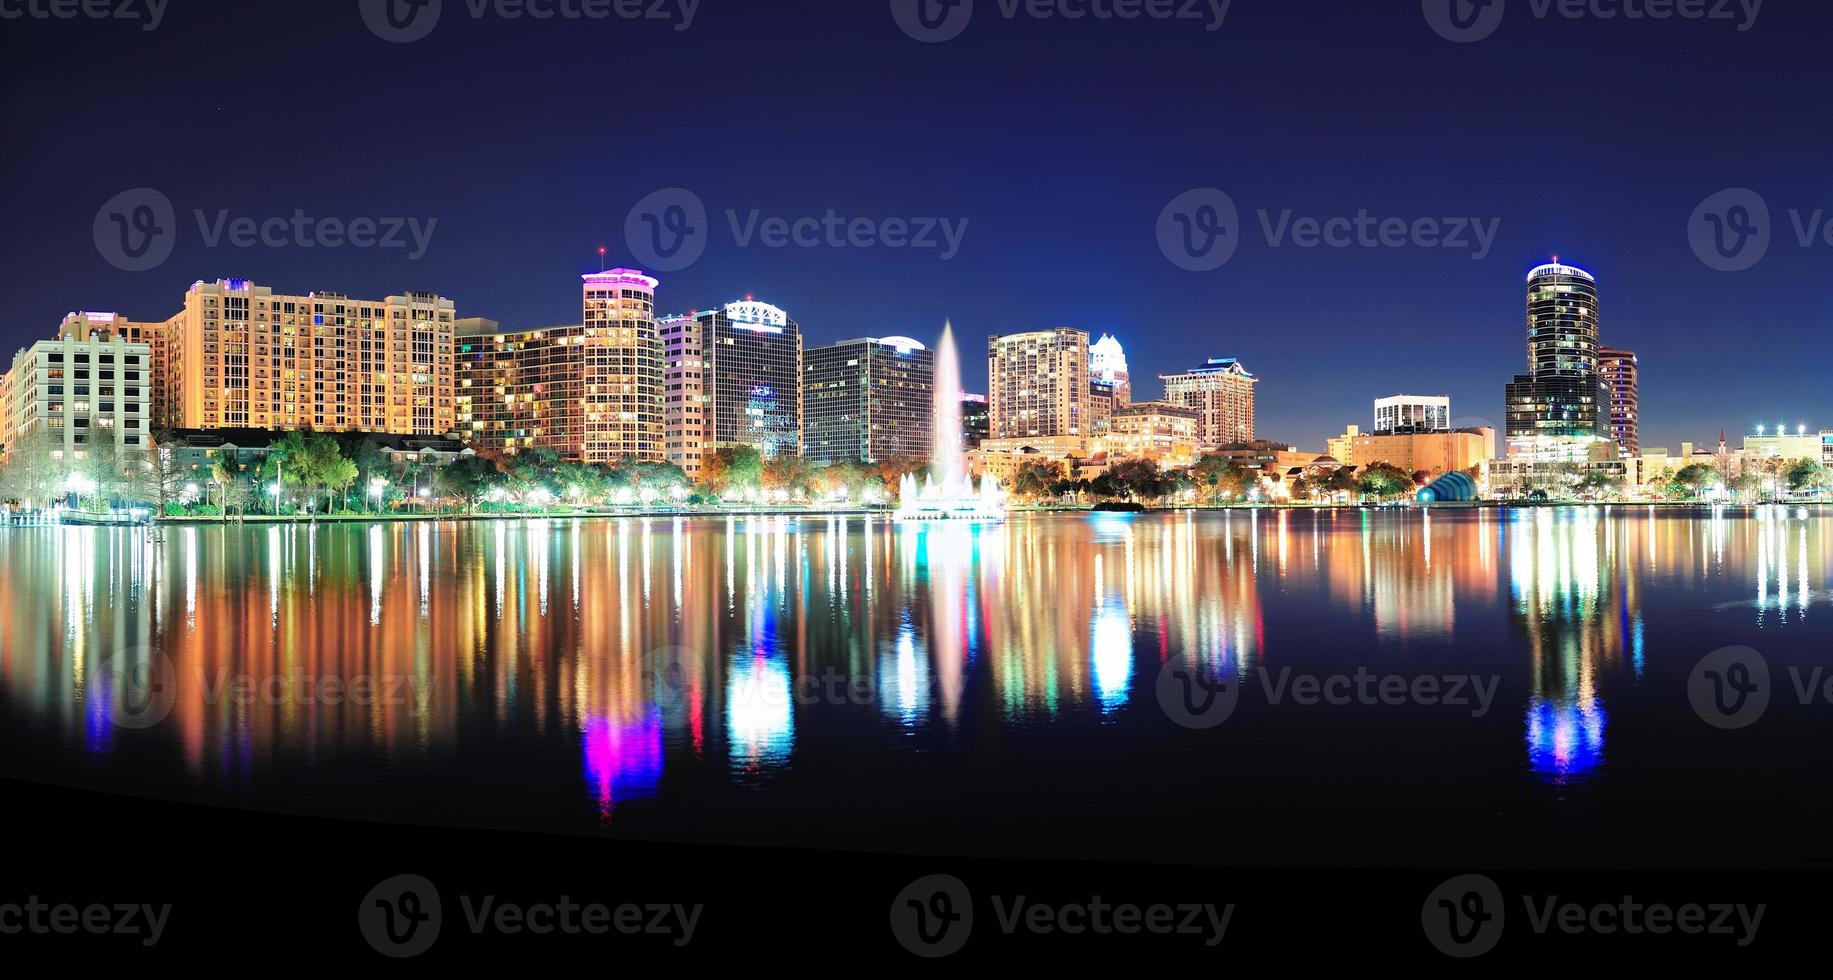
[[3, 507, 1831, 867]]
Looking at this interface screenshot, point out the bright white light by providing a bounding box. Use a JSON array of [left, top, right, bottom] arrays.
[[369, 477, 389, 497], [268, 482, 282, 497], [66, 473, 96, 495]]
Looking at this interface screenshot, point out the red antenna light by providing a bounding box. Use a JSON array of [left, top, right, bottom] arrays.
[[598, 247, 607, 273]]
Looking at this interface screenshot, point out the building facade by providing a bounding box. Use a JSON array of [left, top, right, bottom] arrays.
[[1329, 425, 1495, 477], [1598, 346, 1640, 457], [662, 301, 803, 474], [1159, 357, 1258, 449], [1089, 333, 1131, 405], [579, 270, 664, 461], [1103, 401, 1200, 464], [988, 328, 1090, 443], [961, 394, 989, 449], [451, 270, 663, 464], [1505, 263, 1614, 461], [802, 336, 934, 464], [1374, 394, 1450, 433], [1, 314, 153, 461]]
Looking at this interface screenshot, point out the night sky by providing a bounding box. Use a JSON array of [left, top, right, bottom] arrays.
[[1, 0, 1826, 452]]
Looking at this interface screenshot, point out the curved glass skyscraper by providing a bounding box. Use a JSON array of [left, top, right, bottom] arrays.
[[1505, 262, 1614, 462]]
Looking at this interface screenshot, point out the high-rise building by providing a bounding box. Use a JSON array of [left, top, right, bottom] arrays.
[[579, 269, 664, 461], [1374, 394, 1450, 434], [988, 328, 1090, 441], [163, 279, 457, 435], [1159, 357, 1258, 449], [452, 269, 663, 463], [1598, 346, 1639, 457], [662, 301, 803, 471], [1090, 333, 1132, 405], [1, 313, 153, 461], [802, 336, 934, 463], [1505, 263, 1614, 462], [961, 394, 990, 449], [660, 314, 708, 477]]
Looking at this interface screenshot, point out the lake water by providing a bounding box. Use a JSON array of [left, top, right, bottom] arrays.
[[4, 508, 1831, 867]]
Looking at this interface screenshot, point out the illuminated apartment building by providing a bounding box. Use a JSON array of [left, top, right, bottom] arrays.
[[1, 313, 153, 460], [1598, 346, 1639, 457], [1159, 357, 1258, 449], [987, 328, 1090, 442], [452, 270, 663, 463], [1504, 263, 1614, 461], [162, 278, 456, 435]]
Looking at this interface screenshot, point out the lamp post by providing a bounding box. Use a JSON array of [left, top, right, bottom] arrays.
[[369, 477, 389, 515], [269, 481, 283, 516]]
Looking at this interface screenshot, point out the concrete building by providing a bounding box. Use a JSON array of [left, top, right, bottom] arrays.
[[1159, 357, 1258, 449], [1374, 394, 1450, 433], [1744, 427, 1833, 465], [662, 300, 803, 475], [1598, 347, 1639, 457], [1102, 401, 1200, 464], [1, 313, 153, 461], [452, 270, 663, 464], [1328, 424, 1495, 478], [988, 328, 1090, 441], [162, 278, 457, 435], [802, 336, 934, 463]]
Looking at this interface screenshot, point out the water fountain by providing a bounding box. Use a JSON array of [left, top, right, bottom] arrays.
[[894, 321, 1007, 522]]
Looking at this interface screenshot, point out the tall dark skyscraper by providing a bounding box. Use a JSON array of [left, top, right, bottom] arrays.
[[1505, 262, 1614, 462], [802, 336, 935, 464]]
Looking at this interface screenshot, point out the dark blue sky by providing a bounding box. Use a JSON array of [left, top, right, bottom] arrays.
[[2, 0, 1827, 452]]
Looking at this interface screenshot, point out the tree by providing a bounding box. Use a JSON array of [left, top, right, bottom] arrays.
[[1731, 471, 1765, 502], [1010, 460, 1061, 501], [0, 429, 67, 510], [1579, 469, 1623, 500], [703, 447, 764, 497], [1104, 458, 1164, 502], [1357, 462, 1413, 500], [1674, 463, 1723, 500], [762, 455, 817, 500], [1191, 455, 1256, 504], [1786, 459, 1831, 494], [436, 455, 500, 514]]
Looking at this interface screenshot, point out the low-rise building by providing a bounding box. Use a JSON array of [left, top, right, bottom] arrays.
[[1328, 425, 1495, 478], [1, 314, 153, 463]]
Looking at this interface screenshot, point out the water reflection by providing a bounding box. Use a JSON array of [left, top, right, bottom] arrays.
[[1, 507, 1829, 829]]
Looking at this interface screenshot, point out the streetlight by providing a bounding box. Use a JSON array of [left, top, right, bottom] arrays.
[[66, 473, 97, 511], [268, 481, 283, 516], [369, 477, 389, 515]]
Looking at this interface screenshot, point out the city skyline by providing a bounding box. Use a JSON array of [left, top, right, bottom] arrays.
[[7, 2, 1833, 457]]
